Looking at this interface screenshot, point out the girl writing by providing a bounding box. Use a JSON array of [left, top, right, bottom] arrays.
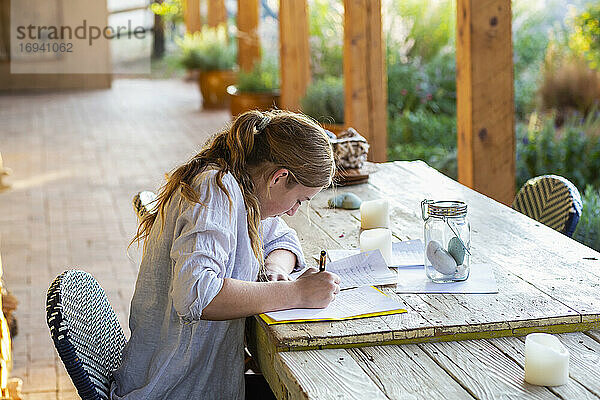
[[111, 110, 341, 399]]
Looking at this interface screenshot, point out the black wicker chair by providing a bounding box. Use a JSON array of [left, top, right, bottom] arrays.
[[47, 270, 126, 400], [512, 175, 583, 237]]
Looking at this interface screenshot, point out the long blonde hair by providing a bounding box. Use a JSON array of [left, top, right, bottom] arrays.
[[132, 109, 335, 268]]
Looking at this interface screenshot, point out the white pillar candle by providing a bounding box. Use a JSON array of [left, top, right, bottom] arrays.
[[360, 228, 392, 265], [360, 199, 390, 229], [524, 333, 569, 386]]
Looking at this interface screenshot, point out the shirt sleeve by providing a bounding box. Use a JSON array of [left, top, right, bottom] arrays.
[[169, 173, 238, 324], [261, 217, 306, 271]]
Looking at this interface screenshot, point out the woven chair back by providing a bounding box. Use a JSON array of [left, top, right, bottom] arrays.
[[512, 175, 582, 237], [47, 270, 126, 400]]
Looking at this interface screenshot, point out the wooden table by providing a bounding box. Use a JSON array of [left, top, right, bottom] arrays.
[[247, 161, 600, 399]]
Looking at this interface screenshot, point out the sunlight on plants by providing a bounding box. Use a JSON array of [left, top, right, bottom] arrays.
[[174, 24, 236, 71]]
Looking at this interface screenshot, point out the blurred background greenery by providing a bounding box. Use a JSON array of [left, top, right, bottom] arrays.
[[150, 0, 600, 251]]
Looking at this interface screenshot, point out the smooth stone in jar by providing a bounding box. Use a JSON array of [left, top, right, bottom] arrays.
[[447, 236, 466, 265], [426, 240, 457, 275]]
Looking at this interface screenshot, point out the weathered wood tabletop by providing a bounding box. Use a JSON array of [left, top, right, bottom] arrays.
[[247, 161, 600, 399]]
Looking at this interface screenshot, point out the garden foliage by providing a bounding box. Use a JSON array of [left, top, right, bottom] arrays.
[[515, 110, 600, 251], [236, 59, 280, 93], [385, 0, 457, 171], [378, 0, 600, 250], [304, 0, 344, 124], [298, 0, 600, 250], [516, 111, 600, 192], [573, 185, 600, 252], [151, 0, 184, 24], [308, 0, 343, 80], [570, 3, 600, 70], [300, 76, 344, 124], [174, 25, 236, 71]]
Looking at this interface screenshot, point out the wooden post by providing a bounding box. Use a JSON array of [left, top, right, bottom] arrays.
[[237, 0, 260, 72], [207, 0, 227, 27], [456, 0, 515, 205], [343, 0, 387, 162], [184, 0, 202, 33], [279, 0, 311, 111]]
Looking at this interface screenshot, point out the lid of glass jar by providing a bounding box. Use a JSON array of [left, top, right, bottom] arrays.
[[421, 200, 467, 220]]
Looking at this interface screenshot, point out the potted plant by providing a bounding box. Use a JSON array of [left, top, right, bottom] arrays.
[[300, 76, 345, 135], [227, 59, 280, 117], [176, 24, 237, 109]]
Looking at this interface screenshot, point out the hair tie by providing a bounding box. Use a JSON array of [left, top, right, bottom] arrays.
[[255, 116, 271, 133]]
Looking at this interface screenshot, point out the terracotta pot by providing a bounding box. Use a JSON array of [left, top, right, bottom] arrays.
[[228, 85, 280, 117], [198, 70, 238, 109], [322, 123, 345, 137]]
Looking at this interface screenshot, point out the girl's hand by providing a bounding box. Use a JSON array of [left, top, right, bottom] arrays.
[[293, 268, 341, 308]]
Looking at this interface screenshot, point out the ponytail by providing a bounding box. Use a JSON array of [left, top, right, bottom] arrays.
[[131, 110, 335, 276]]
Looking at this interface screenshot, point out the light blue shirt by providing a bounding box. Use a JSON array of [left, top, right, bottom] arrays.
[[111, 170, 306, 399]]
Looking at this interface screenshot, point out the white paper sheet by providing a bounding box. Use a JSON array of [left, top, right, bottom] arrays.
[[327, 239, 425, 268], [326, 248, 359, 262], [395, 263, 498, 294], [293, 250, 397, 290], [263, 286, 406, 322], [390, 239, 424, 266]]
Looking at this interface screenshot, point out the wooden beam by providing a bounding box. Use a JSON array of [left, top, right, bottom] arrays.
[[184, 0, 202, 33], [456, 0, 515, 205], [207, 0, 227, 27], [343, 0, 387, 162], [237, 0, 260, 72], [279, 0, 311, 111]]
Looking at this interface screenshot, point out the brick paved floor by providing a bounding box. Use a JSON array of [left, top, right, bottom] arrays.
[[0, 80, 230, 399]]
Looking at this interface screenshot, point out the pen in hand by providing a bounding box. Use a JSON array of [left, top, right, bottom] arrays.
[[319, 250, 327, 272]]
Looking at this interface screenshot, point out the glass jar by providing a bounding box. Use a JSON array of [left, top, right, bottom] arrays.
[[421, 200, 471, 283]]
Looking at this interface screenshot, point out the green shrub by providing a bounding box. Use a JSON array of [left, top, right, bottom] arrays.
[[388, 142, 457, 179], [174, 25, 236, 71], [516, 111, 600, 191], [512, 3, 553, 119], [308, 0, 343, 80], [573, 185, 600, 252], [387, 110, 457, 179], [385, 0, 457, 118], [236, 59, 279, 93], [387, 54, 456, 116], [386, 0, 455, 63], [387, 61, 423, 114], [421, 52, 457, 115], [388, 110, 456, 149], [515, 67, 541, 120], [300, 76, 344, 124]]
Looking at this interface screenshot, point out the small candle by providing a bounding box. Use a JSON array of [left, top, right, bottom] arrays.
[[524, 333, 569, 386], [360, 199, 390, 229], [360, 228, 392, 265]]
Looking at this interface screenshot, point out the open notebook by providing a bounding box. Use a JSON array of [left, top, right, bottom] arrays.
[[260, 250, 406, 324], [260, 286, 407, 324], [290, 249, 397, 289]]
